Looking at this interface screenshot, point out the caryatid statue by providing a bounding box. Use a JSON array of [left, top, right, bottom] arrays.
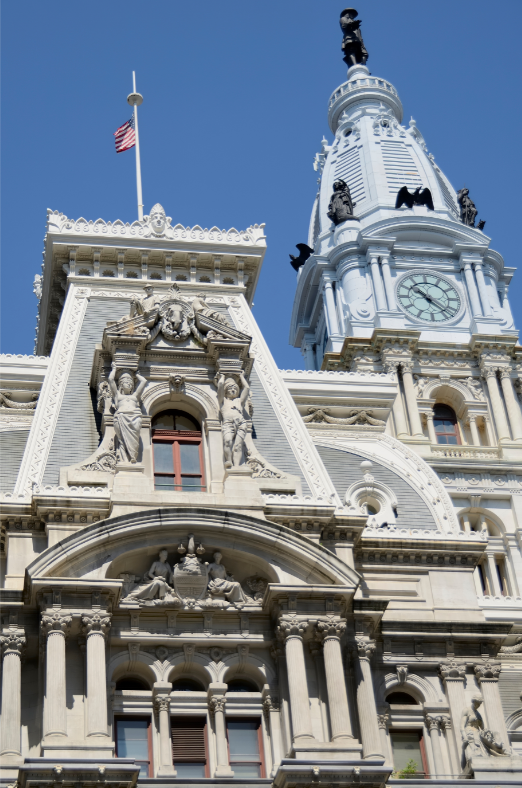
[[216, 371, 251, 469], [109, 363, 147, 463], [339, 8, 368, 67], [327, 179, 357, 225]]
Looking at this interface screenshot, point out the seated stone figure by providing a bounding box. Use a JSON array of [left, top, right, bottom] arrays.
[[461, 695, 510, 767], [128, 549, 181, 606], [207, 552, 247, 606]]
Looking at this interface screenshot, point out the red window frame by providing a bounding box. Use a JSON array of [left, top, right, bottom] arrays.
[[389, 728, 429, 778], [115, 715, 153, 778], [171, 716, 209, 777], [152, 429, 206, 492], [226, 717, 266, 778]]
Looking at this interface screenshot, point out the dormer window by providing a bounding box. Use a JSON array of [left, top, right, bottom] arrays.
[[152, 410, 205, 492], [433, 404, 460, 445]]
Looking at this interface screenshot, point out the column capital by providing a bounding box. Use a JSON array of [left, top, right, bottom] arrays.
[[208, 695, 226, 717], [377, 709, 389, 730], [439, 714, 452, 731], [425, 713, 442, 731], [481, 365, 499, 379], [355, 636, 376, 661], [468, 413, 478, 423], [81, 610, 111, 637], [400, 361, 414, 374], [382, 359, 400, 375], [41, 610, 72, 636], [315, 616, 346, 642], [154, 694, 171, 713], [474, 661, 501, 682], [276, 616, 308, 642], [498, 365, 513, 379], [0, 629, 26, 657], [439, 659, 466, 681]]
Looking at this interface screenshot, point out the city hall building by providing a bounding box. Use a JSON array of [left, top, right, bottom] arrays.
[[1, 9, 522, 788]]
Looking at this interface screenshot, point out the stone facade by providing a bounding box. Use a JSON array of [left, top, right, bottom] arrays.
[[1, 11, 522, 788]]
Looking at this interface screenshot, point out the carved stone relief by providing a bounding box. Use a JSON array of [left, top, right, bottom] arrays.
[[302, 406, 385, 427], [0, 391, 39, 410], [120, 535, 268, 610]]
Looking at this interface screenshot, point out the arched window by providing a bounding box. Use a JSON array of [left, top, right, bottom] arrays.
[[433, 404, 460, 445], [115, 677, 150, 691], [385, 691, 419, 705], [172, 678, 205, 691], [152, 410, 205, 492], [227, 679, 259, 692]]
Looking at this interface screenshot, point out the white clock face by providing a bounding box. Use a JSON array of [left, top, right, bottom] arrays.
[[396, 273, 461, 323]]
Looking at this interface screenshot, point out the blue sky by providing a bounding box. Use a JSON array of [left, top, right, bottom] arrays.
[[2, 0, 521, 368]]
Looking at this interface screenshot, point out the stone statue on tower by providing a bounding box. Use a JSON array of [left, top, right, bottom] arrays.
[[339, 8, 368, 67]]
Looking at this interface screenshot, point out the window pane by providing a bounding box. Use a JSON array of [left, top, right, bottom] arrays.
[[154, 477, 175, 491], [390, 731, 423, 773], [179, 443, 201, 474], [175, 414, 199, 431], [153, 442, 174, 473], [232, 764, 261, 777], [228, 720, 260, 761], [175, 764, 206, 777], [181, 477, 203, 492], [153, 413, 175, 430], [117, 719, 149, 762]]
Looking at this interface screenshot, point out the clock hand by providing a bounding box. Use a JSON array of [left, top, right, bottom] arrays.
[[411, 285, 454, 316]]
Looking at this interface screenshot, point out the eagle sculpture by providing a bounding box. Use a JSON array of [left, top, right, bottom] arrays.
[[395, 186, 434, 211], [289, 243, 314, 272]]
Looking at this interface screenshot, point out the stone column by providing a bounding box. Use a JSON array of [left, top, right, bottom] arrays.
[[474, 262, 492, 317], [483, 414, 495, 446], [482, 368, 510, 441], [208, 684, 233, 777], [401, 363, 424, 437], [462, 262, 482, 317], [262, 688, 283, 777], [425, 714, 444, 776], [499, 368, 522, 441], [468, 415, 480, 446], [439, 660, 466, 767], [154, 682, 176, 776], [485, 553, 502, 596], [323, 278, 340, 337], [354, 637, 383, 759], [425, 412, 437, 444], [271, 643, 292, 756], [309, 642, 330, 739], [384, 361, 409, 438], [41, 611, 72, 737], [440, 714, 460, 776], [277, 617, 315, 742], [81, 611, 111, 737], [369, 256, 387, 312], [474, 663, 510, 750], [0, 629, 26, 756], [380, 257, 397, 311], [376, 707, 391, 767], [315, 618, 354, 741]]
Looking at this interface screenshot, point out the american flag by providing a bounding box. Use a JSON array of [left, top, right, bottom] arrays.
[[114, 116, 135, 153]]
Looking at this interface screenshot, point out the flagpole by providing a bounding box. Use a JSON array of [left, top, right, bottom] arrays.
[[127, 72, 144, 221]]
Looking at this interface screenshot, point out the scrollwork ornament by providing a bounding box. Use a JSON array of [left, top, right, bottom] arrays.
[[81, 612, 112, 638], [41, 611, 73, 636]]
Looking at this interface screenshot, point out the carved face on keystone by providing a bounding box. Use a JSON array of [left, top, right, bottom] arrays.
[[149, 203, 166, 235]]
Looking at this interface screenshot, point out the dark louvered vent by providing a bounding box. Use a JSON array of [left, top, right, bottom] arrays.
[[171, 717, 207, 763]]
